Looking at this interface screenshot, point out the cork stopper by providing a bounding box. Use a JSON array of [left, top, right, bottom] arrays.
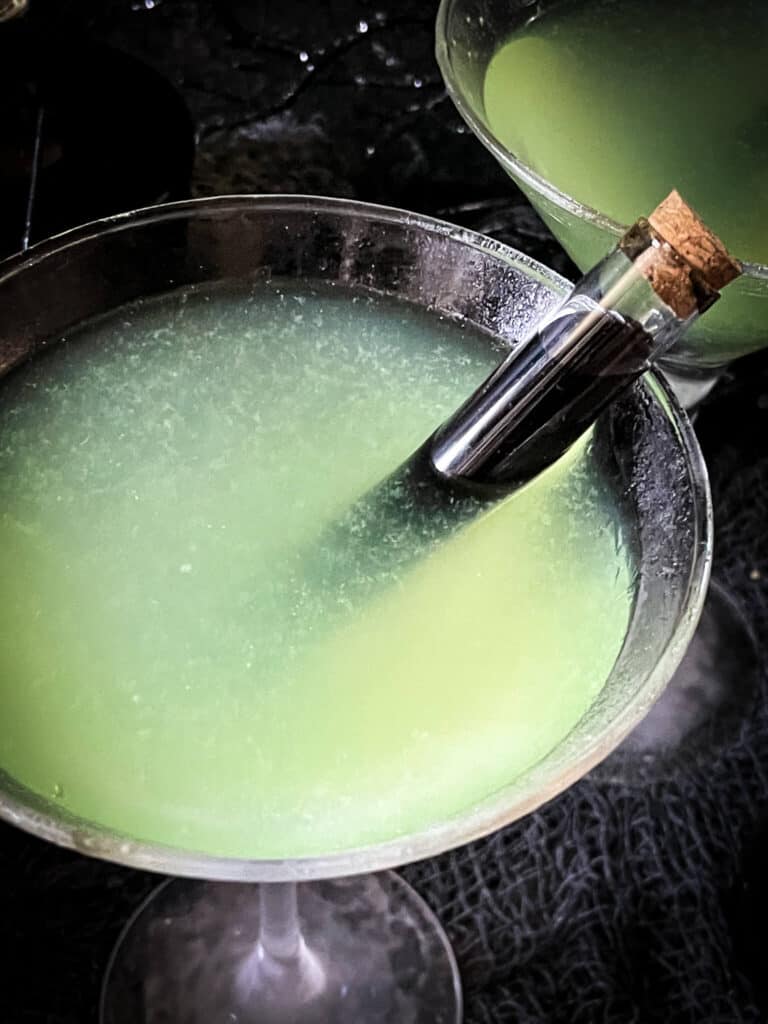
[[620, 191, 742, 319], [648, 190, 741, 291]]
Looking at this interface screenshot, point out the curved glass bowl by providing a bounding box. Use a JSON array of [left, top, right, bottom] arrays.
[[0, 195, 711, 882], [435, 0, 768, 378]]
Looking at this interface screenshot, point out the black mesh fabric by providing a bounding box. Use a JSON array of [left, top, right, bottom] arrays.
[[3, 2, 768, 1021]]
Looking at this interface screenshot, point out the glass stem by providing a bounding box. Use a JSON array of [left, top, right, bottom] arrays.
[[258, 882, 302, 962]]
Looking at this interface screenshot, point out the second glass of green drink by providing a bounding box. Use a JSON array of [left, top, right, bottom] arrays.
[[436, 0, 768, 408]]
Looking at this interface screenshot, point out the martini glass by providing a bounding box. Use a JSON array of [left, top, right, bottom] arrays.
[[0, 197, 709, 1022], [436, 0, 761, 763], [435, 0, 768, 411]]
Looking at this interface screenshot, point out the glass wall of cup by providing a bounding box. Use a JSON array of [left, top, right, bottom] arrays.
[[0, 197, 711, 1021]]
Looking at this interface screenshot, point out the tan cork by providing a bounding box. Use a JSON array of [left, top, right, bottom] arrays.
[[648, 190, 742, 291], [620, 191, 742, 318], [632, 242, 702, 320]]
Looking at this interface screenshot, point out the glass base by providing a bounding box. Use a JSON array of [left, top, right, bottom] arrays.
[[596, 581, 759, 779], [100, 872, 462, 1024]]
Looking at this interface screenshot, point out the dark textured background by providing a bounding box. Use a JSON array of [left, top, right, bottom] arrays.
[[2, 2, 768, 1021]]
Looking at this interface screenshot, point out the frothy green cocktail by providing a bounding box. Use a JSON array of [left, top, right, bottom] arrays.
[[0, 283, 632, 858]]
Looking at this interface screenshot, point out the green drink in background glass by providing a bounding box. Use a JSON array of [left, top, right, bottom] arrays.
[[437, 0, 768, 394]]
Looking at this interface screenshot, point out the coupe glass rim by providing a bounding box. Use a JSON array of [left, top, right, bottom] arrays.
[[434, 0, 768, 281], [0, 194, 712, 882]]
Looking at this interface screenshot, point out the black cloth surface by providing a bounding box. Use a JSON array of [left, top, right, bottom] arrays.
[[2, 2, 768, 1021]]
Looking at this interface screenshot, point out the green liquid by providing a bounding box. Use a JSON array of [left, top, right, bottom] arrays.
[[482, 0, 768, 360], [0, 283, 632, 858]]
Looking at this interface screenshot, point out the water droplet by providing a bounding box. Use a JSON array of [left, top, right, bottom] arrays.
[[354, 74, 366, 86], [298, 51, 309, 63], [413, 78, 423, 89], [365, 145, 376, 157], [180, 563, 192, 574], [52, 783, 64, 799], [357, 19, 368, 33]]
